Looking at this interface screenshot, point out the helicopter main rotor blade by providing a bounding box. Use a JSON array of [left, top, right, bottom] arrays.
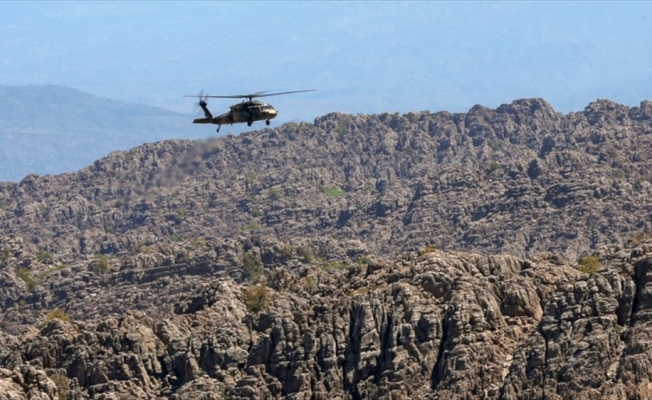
[[253, 89, 316, 98], [185, 90, 316, 100]]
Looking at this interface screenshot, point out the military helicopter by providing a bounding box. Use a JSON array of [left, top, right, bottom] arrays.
[[185, 89, 316, 132]]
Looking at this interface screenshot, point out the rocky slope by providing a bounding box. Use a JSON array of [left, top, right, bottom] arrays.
[[2, 97, 652, 399], [1, 98, 652, 262], [1, 232, 652, 399]]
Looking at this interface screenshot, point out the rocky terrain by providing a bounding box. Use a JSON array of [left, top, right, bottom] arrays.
[[2, 97, 652, 398], [2, 98, 652, 262]]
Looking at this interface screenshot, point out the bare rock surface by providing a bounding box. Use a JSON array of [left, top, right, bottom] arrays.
[[2, 99, 652, 398], [1, 235, 652, 399], [1, 99, 652, 262]]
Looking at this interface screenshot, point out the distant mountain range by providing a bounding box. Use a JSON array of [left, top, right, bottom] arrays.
[[0, 85, 229, 181]]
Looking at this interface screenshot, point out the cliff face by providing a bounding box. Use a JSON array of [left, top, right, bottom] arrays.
[[1, 234, 652, 399], [2, 98, 652, 399]]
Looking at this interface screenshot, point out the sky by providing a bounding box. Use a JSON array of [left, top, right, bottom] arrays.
[[1, 1, 651, 122]]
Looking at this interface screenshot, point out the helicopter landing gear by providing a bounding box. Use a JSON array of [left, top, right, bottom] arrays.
[[247, 121, 253, 127], [265, 120, 270, 126]]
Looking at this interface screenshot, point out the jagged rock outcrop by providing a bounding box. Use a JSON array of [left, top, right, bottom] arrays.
[[2, 235, 652, 399], [2, 98, 652, 398]]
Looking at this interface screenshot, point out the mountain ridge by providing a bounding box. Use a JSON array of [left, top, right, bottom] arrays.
[[2, 96, 652, 399]]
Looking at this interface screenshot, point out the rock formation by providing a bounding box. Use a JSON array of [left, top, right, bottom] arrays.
[[1, 98, 652, 398]]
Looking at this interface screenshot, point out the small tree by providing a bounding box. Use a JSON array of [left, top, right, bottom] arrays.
[[243, 252, 263, 280], [49, 373, 69, 400], [242, 285, 271, 313], [578, 255, 600, 274]]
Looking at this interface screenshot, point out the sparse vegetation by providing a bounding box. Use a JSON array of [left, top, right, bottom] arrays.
[[577, 255, 601, 274], [46, 307, 70, 322], [134, 243, 153, 254], [36, 264, 68, 280], [0, 200, 5, 209], [488, 140, 505, 152], [267, 188, 282, 201], [486, 161, 500, 175], [305, 275, 316, 295], [251, 208, 264, 217], [243, 252, 263, 280], [418, 245, 437, 256], [1, 248, 10, 260], [324, 188, 345, 197], [241, 221, 260, 231], [90, 254, 110, 274], [49, 373, 69, 400], [242, 285, 271, 313], [612, 169, 625, 179], [320, 261, 348, 271], [296, 246, 313, 264], [36, 250, 52, 263], [280, 244, 295, 261], [173, 208, 187, 225], [357, 255, 372, 265], [16, 268, 38, 292], [335, 121, 351, 139]]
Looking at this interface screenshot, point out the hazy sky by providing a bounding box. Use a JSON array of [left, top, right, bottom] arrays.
[[1, 1, 651, 121]]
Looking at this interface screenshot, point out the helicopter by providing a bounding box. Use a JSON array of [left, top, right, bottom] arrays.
[[185, 90, 316, 132]]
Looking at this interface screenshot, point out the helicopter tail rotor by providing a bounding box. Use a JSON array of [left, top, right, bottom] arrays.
[[187, 91, 213, 121]]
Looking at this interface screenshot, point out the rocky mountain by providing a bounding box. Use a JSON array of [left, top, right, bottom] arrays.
[[1, 97, 652, 399], [1, 97, 651, 261]]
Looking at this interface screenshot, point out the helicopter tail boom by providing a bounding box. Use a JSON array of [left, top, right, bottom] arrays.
[[198, 100, 213, 122]]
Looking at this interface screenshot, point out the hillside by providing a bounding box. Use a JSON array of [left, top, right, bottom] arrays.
[[1, 98, 651, 260], [2, 97, 652, 399], [0, 85, 207, 182]]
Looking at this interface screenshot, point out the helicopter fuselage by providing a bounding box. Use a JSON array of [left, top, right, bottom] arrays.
[[187, 89, 314, 132], [193, 100, 277, 131]]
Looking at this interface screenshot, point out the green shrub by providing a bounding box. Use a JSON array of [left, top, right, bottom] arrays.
[[1, 248, 10, 260], [418, 245, 437, 256], [50, 372, 69, 400], [243, 252, 263, 280], [486, 162, 500, 175], [324, 188, 345, 197], [305, 275, 316, 295], [242, 285, 271, 313], [36, 251, 52, 263], [320, 261, 348, 271], [578, 255, 601, 274], [267, 188, 282, 201], [90, 254, 110, 274], [357, 255, 372, 265], [241, 221, 260, 231], [251, 209, 264, 218], [488, 140, 505, 152], [16, 268, 37, 292], [280, 245, 295, 261], [296, 246, 313, 264], [46, 307, 70, 322]]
